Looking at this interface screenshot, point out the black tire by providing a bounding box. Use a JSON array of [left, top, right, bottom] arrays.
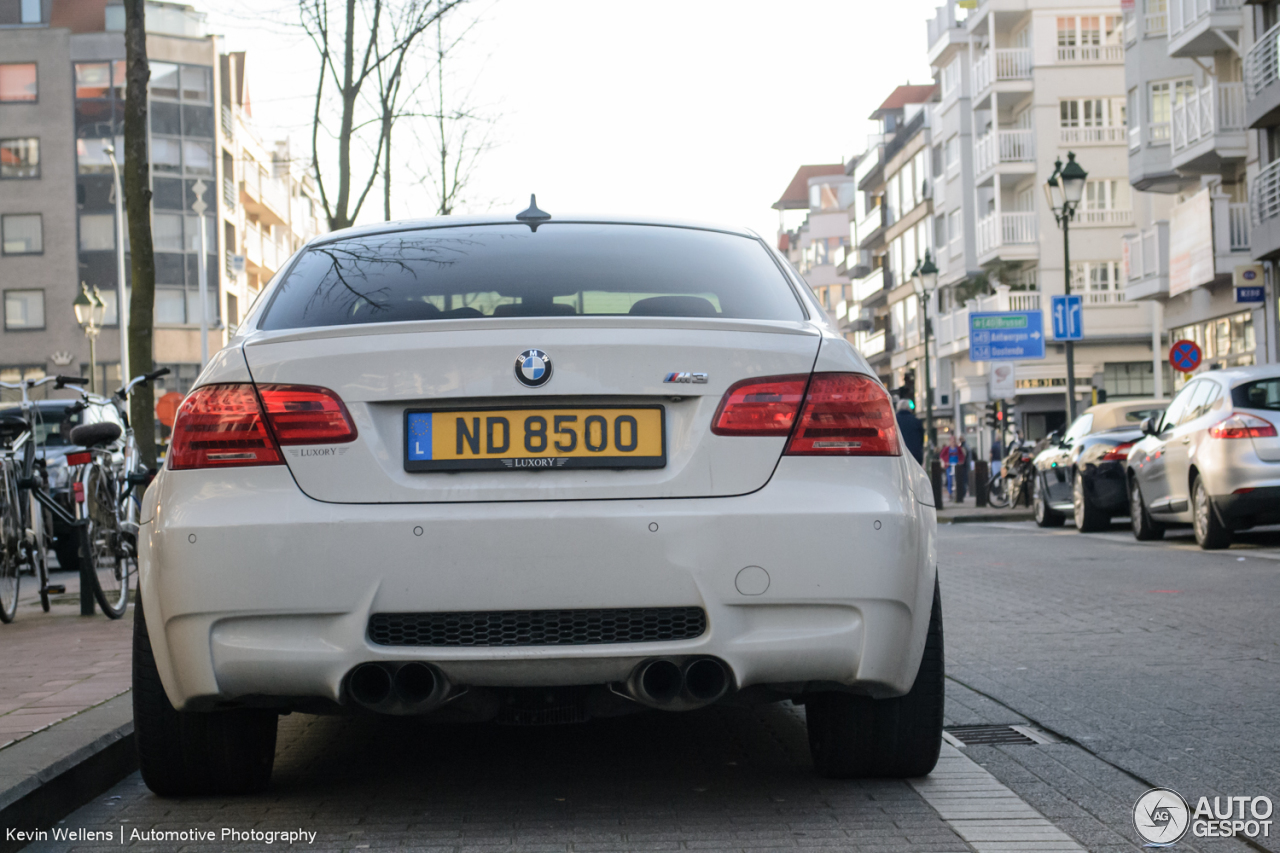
[[1192, 476, 1230, 550], [1129, 477, 1164, 541], [83, 467, 129, 619], [133, 593, 278, 796], [806, 580, 944, 779], [0, 546, 17, 624], [1072, 471, 1109, 532], [986, 475, 1009, 509], [1034, 477, 1066, 527]]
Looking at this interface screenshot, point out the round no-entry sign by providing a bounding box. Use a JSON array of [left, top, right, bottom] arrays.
[[1169, 339, 1202, 373], [155, 391, 183, 428]]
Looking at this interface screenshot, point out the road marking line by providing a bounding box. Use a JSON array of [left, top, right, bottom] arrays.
[[912, 744, 1086, 852]]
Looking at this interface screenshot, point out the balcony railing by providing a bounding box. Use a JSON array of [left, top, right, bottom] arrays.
[[1245, 20, 1280, 102], [1060, 126, 1127, 145], [1150, 122, 1171, 143], [1124, 223, 1168, 284], [1056, 44, 1124, 63], [1229, 202, 1250, 249], [1171, 82, 1245, 153], [1008, 292, 1041, 311], [972, 48, 1032, 94], [861, 329, 887, 357], [1085, 290, 1126, 304], [974, 128, 1035, 174], [1168, 0, 1243, 41], [853, 267, 890, 302], [1077, 209, 1135, 227], [977, 212, 1038, 255], [1253, 158, 1280, 226], [1145, 10, 1168, 35]]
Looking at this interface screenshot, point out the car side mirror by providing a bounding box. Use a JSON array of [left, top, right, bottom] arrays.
[[1140, 416, 1157, 436]]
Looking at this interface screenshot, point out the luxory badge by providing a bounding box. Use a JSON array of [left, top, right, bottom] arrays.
[[663, 372, 707, 384], [515, 349, 552, 388], [1134, 788, 1191, 847]]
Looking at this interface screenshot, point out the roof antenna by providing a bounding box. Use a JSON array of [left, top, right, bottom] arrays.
[[516, 194, 551, 231]]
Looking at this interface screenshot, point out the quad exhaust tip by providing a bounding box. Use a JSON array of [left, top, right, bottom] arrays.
[[347, 661, 447, 714], [630, 656, 732, 710]]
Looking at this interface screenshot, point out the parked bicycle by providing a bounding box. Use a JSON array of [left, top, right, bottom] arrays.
[[985, 432, 1036, 510], [0, 377, 70, 621], [56, 368, 170, 619]]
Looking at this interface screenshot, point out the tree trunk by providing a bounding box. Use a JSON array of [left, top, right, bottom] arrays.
[[123, 0, 157, 469]]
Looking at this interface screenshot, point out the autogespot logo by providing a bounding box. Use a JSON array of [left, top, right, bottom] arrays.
[[1134, 788, 1191, 847], [515, 349, 552, 388]]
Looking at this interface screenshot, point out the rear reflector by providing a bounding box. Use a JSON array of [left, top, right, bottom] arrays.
[[168, 385, 283, 470], [258, 385, 358, 445], [711, 375, 807, 436], [65, 451, 92, 467], [1208, 412, 1277, 439], [785, 373, 900, 456]]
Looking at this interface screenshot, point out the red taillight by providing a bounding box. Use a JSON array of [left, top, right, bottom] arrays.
[[711, 375, 808, 436], [169, 385, 283, 470], [65, 451, 92, 466], [72, 482, 84, 503], [1208, 412, 1278, 439], [257, 385, 358, 444], [1101, 440, 1135, 462], [785, 373, 900, 456]]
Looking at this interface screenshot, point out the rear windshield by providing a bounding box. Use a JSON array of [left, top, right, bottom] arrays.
[[1232, 378, 1280, 410], [259, 223, 805, 330]]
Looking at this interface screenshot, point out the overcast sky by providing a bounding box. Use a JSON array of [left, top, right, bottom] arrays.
[[197, 0, 939, 239]]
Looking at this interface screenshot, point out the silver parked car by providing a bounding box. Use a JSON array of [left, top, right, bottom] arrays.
[[1128, 365, 1280, 549]]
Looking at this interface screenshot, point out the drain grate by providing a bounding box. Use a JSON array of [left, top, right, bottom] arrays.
[[944, 724, 1058, 746]]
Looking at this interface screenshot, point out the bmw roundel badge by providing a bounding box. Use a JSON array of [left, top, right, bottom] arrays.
[[515, 349, 552, 388]]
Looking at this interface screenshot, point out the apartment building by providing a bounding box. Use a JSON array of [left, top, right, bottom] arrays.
[[0, 0, 322, 403], [772, 164, 854, 321], [1123, 0, 1269, 379], [924, 0, 1158, 443]]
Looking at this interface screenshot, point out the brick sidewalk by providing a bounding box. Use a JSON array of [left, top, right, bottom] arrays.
[[0, 568, 131, 749]]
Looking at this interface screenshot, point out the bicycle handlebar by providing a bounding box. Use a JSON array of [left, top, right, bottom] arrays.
[[54, 375, 88, 390], [115, 367, 171, 401]]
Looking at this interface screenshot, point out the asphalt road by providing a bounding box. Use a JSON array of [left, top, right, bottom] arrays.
[[24, 520, 1278, 853]]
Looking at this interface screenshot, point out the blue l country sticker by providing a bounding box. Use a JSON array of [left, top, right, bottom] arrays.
[[407, 412, 433, 460]]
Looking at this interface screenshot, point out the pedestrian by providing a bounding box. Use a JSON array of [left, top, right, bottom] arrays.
[[942, 434, 958, 498], [989, 433, 1003, 477], [896, 400, 924, 464], [955, 435, 969, 502]]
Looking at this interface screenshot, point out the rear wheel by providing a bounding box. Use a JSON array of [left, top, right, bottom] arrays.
[[1192, 476, 1230, 550], [133, 593, 278, 796], [806, 580, 944, 778], [0, 471, 20, 623], [986, 474, 1009, 509], [84, 466, 129, 618], [1130, 477, 1164, 541], [1072, 472, 1108, 532], [1034, 477, 1065, 527]]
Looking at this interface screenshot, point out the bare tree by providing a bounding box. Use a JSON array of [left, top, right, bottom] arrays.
[[410, 4, 497, 216], [123, 0, 158, 468], [299, 0, 464, 231]]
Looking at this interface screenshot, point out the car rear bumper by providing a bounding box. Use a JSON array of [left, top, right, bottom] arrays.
[[138, 456, 937, 711]]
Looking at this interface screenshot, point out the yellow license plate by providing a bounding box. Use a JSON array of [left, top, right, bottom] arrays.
[[404, 407, 666, 471]]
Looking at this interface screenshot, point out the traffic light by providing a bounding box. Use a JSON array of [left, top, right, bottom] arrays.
[[985, 401, 1000, 429], [899, 370, 916, 409]]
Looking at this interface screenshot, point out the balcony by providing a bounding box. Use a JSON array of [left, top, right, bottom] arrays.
[[1145, 7, 1168, 37], [853, 266, 892, 306], [976, 211, 1038, 263], [1228, 201, 1250, 250], [1061, 125, 1127, 146], [971, 48, 1032, 100], [1007, 291, 1041, 311], [860, 329, 889, 359], [856, 203, 888, 248], [240, 169, 289, 228], [1166, 0, 1243, 58], [1056, 44, 1124, 63], [1170, 82, 1246, 172], [926, 0, 969, 66], [974, 128, 1035, 182], [1245, 21, 1280, 128], [1076, 209, 1135, 228]]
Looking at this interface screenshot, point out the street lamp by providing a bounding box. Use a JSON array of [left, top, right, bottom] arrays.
[[910, 249, 940, 455], [1044, 151, 1088, 422], [73, 283, 107, 394], [102, 143, 130, 388]]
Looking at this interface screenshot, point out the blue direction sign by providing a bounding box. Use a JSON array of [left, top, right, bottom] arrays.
[[969, 311, 1045, 361], [1236, 286, 1264, 304], [1051, 294, 1083, 341]]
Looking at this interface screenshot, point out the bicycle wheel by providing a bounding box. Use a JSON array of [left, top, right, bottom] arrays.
[[0, 467, 20, 623], [83, 465, 129, 619], [986, 474, 1009, 508], [29, 490, 50, 612]]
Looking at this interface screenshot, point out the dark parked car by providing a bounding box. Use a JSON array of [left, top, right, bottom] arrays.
[[1032, 399, 1167, 531], [0, 398, 125, 570]]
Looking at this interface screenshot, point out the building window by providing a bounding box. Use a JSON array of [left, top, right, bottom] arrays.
[[1072, 261, 1125, 301], [1104, 362, 1157, 397], [79, 213, 116, 252], [75, 136, 124, 175], [1085, 179, 1129, 211], [1149, 79, 1193, 141], [4, 289, 44, 330], [945, 135, 959, 171], [0, 63, 36, 102], [75, 63, 111, 99], [0, 138, 39, 179], [1058, 15, 1122, 60], [947, 209, 961, 246], [1, 214, 41, 254], [941, 58, 958, 97]]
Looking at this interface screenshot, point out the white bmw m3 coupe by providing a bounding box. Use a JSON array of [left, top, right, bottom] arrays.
[[134, 206, 942, 795]]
